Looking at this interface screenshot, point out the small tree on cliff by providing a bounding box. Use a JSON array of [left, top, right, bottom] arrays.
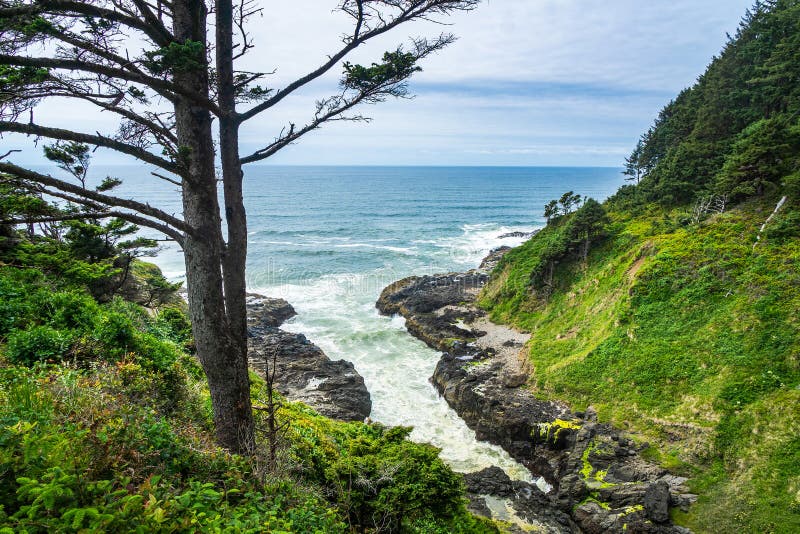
[[623, 139, 644, 185], [558, 191, 582, 215], [571, 198, 607, 261], [543, 199, 559, 224], [0, 0, 478, 454]]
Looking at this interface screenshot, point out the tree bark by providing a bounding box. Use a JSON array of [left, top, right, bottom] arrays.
[[216, 0, 249, 365], [173, 0, 254, 454]]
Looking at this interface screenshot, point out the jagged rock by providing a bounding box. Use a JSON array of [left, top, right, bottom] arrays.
[[478, 246, 511, 272], [573, 502, 620, 534], [645, 480, 671, 523], [463, 467, 577, 533], [464, 466, 515, 497], [246, 293, 296, 331], [248, 328, 371, 422], [498, 231, 535, 239], [608, 459, 667, 483], [246, 295, 370, 422]]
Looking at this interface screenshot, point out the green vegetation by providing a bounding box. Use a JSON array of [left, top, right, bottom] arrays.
[[481, 2, 800, 532], [0, 192, 496, 532], [0, 268, 495, 533]]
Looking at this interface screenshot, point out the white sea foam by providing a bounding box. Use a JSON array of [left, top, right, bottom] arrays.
[[430, 223, 540, 267], [333, 243, 417, 255]]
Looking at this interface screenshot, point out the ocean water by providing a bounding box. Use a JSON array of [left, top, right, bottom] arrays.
[[111, 165, 625, 480]]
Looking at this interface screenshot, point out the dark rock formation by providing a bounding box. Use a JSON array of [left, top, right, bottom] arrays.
[[464, 467, 577, 534], [479, 246, 512, 272], [377, 262, 695, 533], [498, 231, 537, 239], [246, 294, 371, 422], [246, 293, 297, 331], [644, 481, 671, 523]]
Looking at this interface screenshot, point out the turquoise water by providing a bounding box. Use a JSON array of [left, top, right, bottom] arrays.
[[114, 166, 624, 479]]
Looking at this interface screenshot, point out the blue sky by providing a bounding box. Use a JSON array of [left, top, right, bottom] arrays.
[[8, 0, 755, 167]]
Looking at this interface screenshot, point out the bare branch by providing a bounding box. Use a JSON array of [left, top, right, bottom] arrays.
[[151, 171, 182, 186], [238, 0, 478, 123], [2, 211, 184, 247], [0, 162, 190, 236], [0, 1, 174, 46], [241, 33, 456, 165], [0, 149, 21, 160], [241, 94, 368, 165], [0, 121, 179, 173], [0, 54, 220, 113], [130, 0, 174, 43]]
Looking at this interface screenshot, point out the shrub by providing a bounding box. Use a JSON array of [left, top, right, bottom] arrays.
[[5, 326, 73, 365]]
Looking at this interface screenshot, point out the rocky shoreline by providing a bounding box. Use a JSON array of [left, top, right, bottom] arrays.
[[377, 249, 695, 533], [246, 294, 372, 422]]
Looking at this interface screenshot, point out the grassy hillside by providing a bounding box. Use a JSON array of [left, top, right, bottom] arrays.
[[481, 3, 800, 530], [480, 198, 800, 532]]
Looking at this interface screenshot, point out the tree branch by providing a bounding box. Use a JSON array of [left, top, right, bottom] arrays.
[[238, 0, 478, 123], [0, 1, 173, 47], [241, 95, 367, 165], [2, 211, 184, 247], [130, 0, 174, 44], [0, 162, 190, 237], [0, 54, 220, 113], [0, 121, 179, 173]]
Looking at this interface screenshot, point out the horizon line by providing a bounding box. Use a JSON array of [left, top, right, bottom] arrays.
[[78, 163, 624, 169]]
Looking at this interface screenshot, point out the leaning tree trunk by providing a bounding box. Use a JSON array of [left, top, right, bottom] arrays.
[[173, 0, 254, 454]]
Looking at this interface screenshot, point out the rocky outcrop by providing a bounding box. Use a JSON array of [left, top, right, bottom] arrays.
[[479, 246, 512, 272], [377, 263, 694, 533], [498, 231, 537, 239], [246, 293, 297, 330], [247, 294, 371, 422], [464, 467, 577, 534]]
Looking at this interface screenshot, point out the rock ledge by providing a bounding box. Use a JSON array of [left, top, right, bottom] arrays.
[[247, 294, 371, 422]]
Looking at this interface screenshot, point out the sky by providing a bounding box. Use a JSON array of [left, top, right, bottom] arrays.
[[7, 0, 755, 167]]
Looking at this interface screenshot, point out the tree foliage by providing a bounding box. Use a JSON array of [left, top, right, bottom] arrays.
[[622, 0, 800, 206]]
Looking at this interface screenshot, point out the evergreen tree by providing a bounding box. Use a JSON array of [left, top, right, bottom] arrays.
[[623, 139, 644, 184], [558, 191, 582, 215], [571, 198, 608, 260], [716, 116, 800, 198], [543, 199, 559, 224]]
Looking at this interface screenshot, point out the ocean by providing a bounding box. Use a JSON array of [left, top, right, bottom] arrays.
[[112, 165, 625, 480]]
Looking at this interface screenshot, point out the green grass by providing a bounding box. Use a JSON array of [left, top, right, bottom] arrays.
[[480, 197, 800, 532]]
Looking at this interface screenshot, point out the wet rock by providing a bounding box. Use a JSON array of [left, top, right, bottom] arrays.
[[498, 231, 535, 239], [246, 293, 296, 330], [478, 246, 512, 272], [463, 467, 576, 534], [247, 295, 370, 422], [464, 466, 515, 497], [377, 272, 488, 316]]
